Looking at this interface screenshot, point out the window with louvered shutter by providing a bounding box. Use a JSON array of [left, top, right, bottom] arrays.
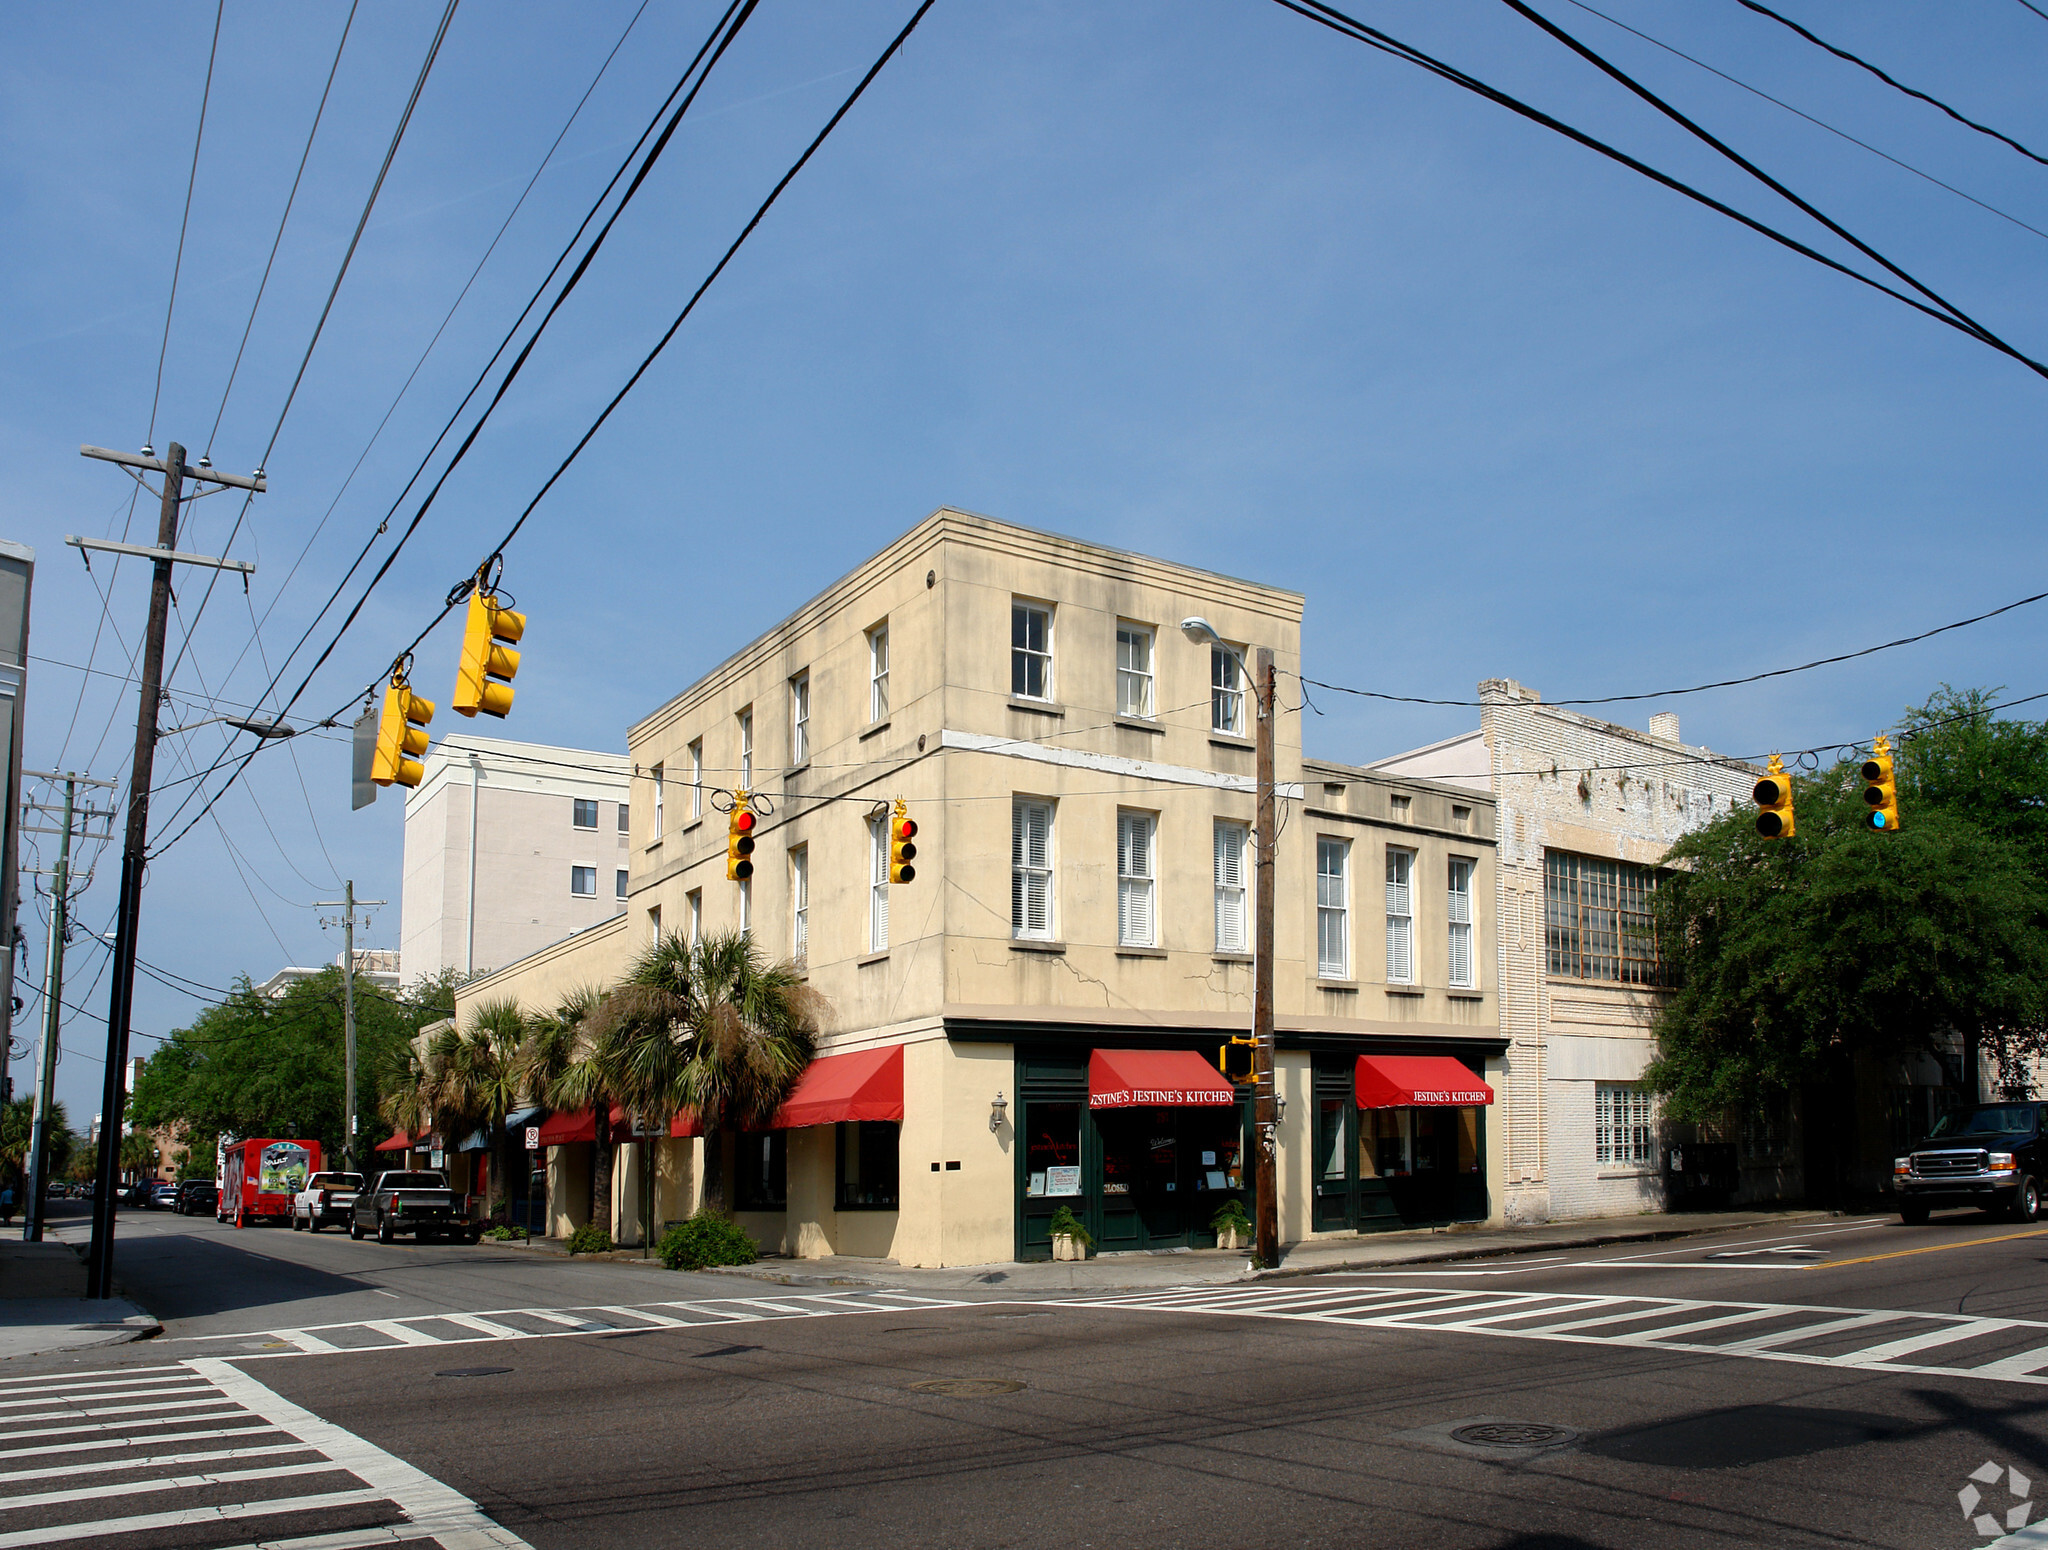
[[1117, 811, 1155, 948], [868, 815, 889, 952], [1012, 800, 1053, 939], [1214, 820, 1248, 953], [1316, 837, 1348, 979], [790, 846, 809, 966], [1385, 848, 1414, 984], [1447, 857, 1474, 988]]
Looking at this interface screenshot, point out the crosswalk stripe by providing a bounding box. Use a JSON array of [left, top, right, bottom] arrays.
[[436, 1314, 531, 1339], [589, 1305, 692, 1328], [0, 1457, 334, 1510], [0, 1423, 283, 1463], [0, 1409, 262, 1444], [361, 1320, 442, 1346], [1839, 1319, 2017, 1364], [0, 1373, 204, 1399], [1964, 1344, 2048, 1380], [1712, 1312, 1898, 1353], [0, 1394, 234, 1425], [0, 1364, 186, 1386], [0, 1439, 312, 1484], [0, 1382, 210, 1410], [0, 1486, 392, 1548]]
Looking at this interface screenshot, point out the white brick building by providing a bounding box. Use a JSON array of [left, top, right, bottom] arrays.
[[1372, 679, 1779, 1224]]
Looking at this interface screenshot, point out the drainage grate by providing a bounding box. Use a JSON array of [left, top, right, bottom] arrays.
[[909, 1378, 1026, 1396], [435, 1366, 513, 1378], [1450, 1422, 1576, 1449]]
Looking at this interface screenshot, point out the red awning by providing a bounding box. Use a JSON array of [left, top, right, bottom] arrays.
[[1355, 1055, 1494, 1108], [374, 1131, 416, 1153], [669, 1110, 703, 1138], [772, 1047, 904, 1129], [1088, 1048, 1237, 1110], [534, 1105, 635, 1148]]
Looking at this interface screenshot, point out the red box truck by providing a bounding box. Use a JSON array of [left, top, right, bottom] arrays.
[[218, 1137, 322, 1227]]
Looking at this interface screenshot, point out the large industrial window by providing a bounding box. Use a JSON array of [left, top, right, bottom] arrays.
[[835, 1121, 900, 1209], [1595, 1084, 1657, 1167], [1545, 851, 1669, 985]]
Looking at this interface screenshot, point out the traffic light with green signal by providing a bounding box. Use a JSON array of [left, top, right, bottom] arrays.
[[371, 673, 435, 788], [1753, 754, 1795, 839], [453, 587, 525, 719], [1862, 734, 1901, 832], [727, 795, 756, 882], [889, 798, 917, 884]]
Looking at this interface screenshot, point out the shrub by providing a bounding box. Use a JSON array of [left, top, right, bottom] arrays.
[[482, 1224, 527, 1242], [657, 1211, 759, 1271], [1048, 1204, 1093, 1247], [1210, 1199, 1252, 1236], [566, 1224, 614, 1256]]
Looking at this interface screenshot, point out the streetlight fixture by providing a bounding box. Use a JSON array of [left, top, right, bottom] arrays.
[[989, 1091, 1008, 1134], [1181, 617, 1280, 1268]]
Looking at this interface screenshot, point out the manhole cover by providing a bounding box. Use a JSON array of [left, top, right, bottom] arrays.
[[435, 1366, 513, 1378], [1450, 1422, 1576, 1448], [909, 1378, 1025, 1396]]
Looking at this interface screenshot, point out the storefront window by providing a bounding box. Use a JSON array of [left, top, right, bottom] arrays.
[[835, 1121, 899, 1210], [1362, 1108, 1412, 1178], [1318, 1098, 1347, 1182], [1024, 1102, 1082, 1198], [735, 1132, 786, 1210]]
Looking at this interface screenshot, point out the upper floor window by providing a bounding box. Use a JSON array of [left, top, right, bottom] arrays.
[[1545, 851, 1668, 986], [867, 813, 890, 953], [1012, 799, 1054, 940], [868, 624, 890, 721], [652, 767, 666, 837], [570, 865, 597, 898], [1214, 819, 1248, 954], [1447, 857, 1475, 989], [1389, 794, 1412, 823], [688, 739, 703, 819], [1116, 623, 1154, 718], [790, 846, 809, 966], [1451, 804, 1472, 833], [617, 803, 630, 834], [686, 889, 702, 947], [615, 868, 629, 902], [738, 875, 751, 933], [1596, 1083, 1656, 1167], [1385, 848, 1415, 984], [738, 707, 753, 789], [1116, 810, 1156, 948], [1316, 837, 1349, 979], [1012, 601, 1052, 700], [572, 798, 598, 830], [1211, 646, 1245, 736], [789, 672, 810, 766]]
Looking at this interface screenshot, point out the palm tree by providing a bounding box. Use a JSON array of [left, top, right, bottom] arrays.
[[375, 1040, 435, 1156], [593, 930, 823, 1212], [119, 1129, 157, 1182], [427, 999, 527, 1219], [519, 986, 610, 1234]]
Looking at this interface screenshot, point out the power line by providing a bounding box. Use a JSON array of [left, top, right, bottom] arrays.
[[146, 0, 224, 446], [1734, 0, 2048, 168]]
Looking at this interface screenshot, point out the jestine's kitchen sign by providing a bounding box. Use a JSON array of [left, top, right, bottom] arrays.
[[1090, 1086, 1237, 1109]]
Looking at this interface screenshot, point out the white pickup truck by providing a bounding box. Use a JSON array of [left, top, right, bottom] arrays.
[[292, 1171, 364, 1233]]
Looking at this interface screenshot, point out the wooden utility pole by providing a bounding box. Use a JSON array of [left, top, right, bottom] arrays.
[[1252, 645, 1279, 1269], [316, 882, 385, 1174], [77, 441, 261, 1300]]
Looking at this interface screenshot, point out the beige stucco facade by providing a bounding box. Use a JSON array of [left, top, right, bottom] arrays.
[[456, 509, 1501, 1266]]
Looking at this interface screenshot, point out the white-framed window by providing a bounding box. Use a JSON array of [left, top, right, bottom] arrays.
[[1011, 600, 1052, 701], [790, 846, 809, 966], [689, 739, 703, 819], [738, 707, 753, 789], [1116, 810, 1156, 948], [1596, 1083, 1657, 1167], [1214, 819, 1249, 954], [1385, 847, 1415, 984], [1447, 857, 1475, 988], [686, 889, 702, 947], [1211, 645, 1245, 735], [570, 865, 597, 898], [1011, 798, 1054, 940], [652, 764, 665, 837], [648, 904, 661, 942], [868, 624, 889, 722], [738, 875, 751, 933], [572, 798, 598, 829], [789, 672, 810, 766], [1116, 622, 1154, 718], [617, 802, 630, 834], [1316, 837, 1349, 979], [867, 813, 890, 953], [615, 868, 628, 901]]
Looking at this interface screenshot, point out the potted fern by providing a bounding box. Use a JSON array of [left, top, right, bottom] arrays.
[[1048, 1204, 1093, 1261], [1211, 1199, 1253, 1252]]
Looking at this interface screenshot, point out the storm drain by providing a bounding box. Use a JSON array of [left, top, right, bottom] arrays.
[[1451, 1422, 1578, 1449], [909, 1378, 1026, 1396]]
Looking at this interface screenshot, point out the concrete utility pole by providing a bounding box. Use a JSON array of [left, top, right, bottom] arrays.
[[76, 440, 262, 1300], [1252, 646, 1279, 1270], [19, 771, 117, 1241], [316, 882, 385, 1174]]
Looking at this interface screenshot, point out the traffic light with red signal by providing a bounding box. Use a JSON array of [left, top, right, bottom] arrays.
[[890, 799, 917, 884], [1752, 754, 1795, 839], [453, 586, 525, 719], [727, 794, 756, 882], [370, 672, 435, 788], [1862, 735, 1901, 832]]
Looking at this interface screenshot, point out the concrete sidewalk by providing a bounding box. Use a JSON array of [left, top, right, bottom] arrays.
[[0, 1237, 159, 1360], [705, 1206, 1846, 1294]]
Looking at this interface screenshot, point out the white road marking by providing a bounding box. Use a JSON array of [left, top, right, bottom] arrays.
[[361, 1320, 441, 1346], [0, 1487, 392, 1548], [0, 1439, 312, 1483]]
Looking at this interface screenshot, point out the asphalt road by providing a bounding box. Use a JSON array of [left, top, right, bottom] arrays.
[[13, 1205, 2048, 1549]]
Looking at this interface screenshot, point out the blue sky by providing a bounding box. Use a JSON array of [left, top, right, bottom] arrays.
[[5, 0, 2045, 1126]]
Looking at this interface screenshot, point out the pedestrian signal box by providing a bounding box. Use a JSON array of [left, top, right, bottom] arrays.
[[1219, 1038, 1256, 1084]]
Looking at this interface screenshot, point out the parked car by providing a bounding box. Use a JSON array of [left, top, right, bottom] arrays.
[[292, 1172, 364, 1233], [175, 1180, 217, 1216], [148, 1181, 180, 1209], [1895, 1102, 2048, 1222], [351, 1170, 478, 1245]]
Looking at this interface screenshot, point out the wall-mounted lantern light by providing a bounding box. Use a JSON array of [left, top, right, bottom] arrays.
[[989, 1091, 1008, 1133]]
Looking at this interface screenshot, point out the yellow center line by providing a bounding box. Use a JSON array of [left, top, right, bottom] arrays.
[[1811, 1227, 2048, 1269]]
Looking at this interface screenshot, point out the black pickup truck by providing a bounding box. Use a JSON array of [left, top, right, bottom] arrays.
[[350, 1170, 480, 1245], [1894, 1102, 2047, 1223]]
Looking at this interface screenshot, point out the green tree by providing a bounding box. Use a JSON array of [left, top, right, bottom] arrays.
[[425, 999, 527, 1219], [120, 1130, 157, 1180], [591, 931, 822, 1211], [519, 987, 608, 1232], [0, 1097, 69, 1194]]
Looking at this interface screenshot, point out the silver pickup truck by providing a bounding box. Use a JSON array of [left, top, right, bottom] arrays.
[[292, 1171, 363, 1233], [351, 1170, 479, 1245]]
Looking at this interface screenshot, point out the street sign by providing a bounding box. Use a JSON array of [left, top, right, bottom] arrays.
[[524, 1126, 540, 1151]]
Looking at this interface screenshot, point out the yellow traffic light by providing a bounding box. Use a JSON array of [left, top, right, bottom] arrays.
[[1861, 734, 1901, 832], [727, 793, 756, 882], [453, 587, 525, 719], [371, 673, 435, 788], [1218, 1037, 1255, 1084], [1753, 753, 1795, 839], [889, 798, 917, 884]]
